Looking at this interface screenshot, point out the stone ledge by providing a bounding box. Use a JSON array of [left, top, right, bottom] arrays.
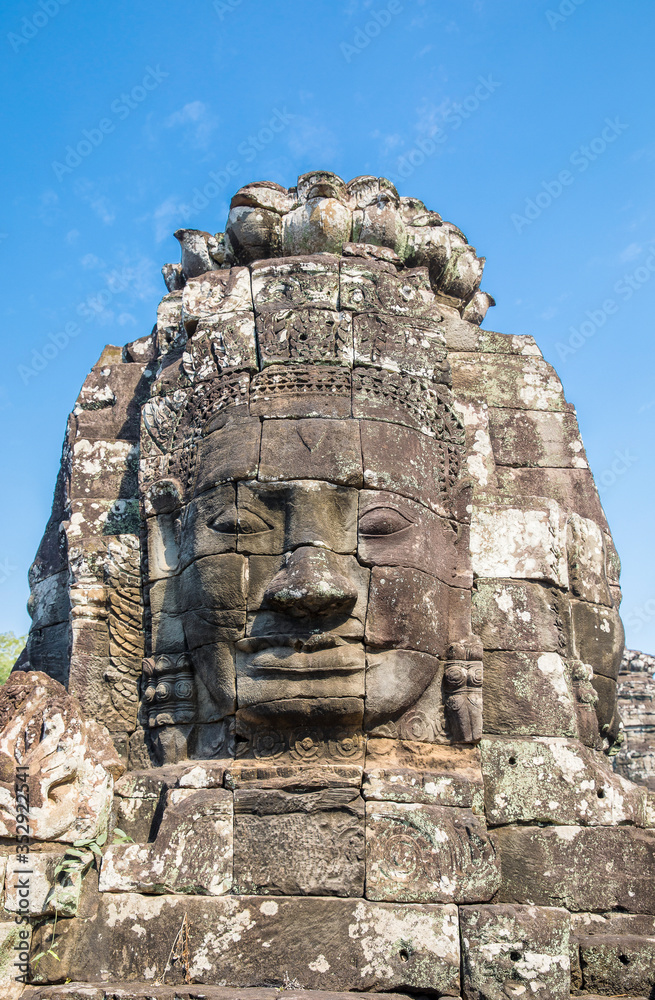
[[23, 987, 421, 1000]]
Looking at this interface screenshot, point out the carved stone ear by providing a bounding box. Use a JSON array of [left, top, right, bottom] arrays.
[[145, 479, 183, 580], [144, 478, 183, 517]]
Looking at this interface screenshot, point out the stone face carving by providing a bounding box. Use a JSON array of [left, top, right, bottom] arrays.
[[0, 672, 123, 843], [4, 171, 648, 997]]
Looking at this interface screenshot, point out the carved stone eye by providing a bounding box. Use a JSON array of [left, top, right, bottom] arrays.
[[206, 507, 237, 533], [237, 511, 273, 534], [359, 506, 413, 536]]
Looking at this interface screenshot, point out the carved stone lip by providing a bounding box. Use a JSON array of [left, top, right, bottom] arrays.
[[235, 633, 346, 653], [235, 634, 363, 673]]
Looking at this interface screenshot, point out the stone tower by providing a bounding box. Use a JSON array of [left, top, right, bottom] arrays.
[[2, 172, 653, 1000]]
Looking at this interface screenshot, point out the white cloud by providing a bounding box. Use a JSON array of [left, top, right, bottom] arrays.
[[165, 101, 218, 150]]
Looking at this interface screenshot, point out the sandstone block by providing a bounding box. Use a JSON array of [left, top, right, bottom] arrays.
[[251, 255, 339, 313], [99, 788, 232, 895], [340, 260, 436, 317], [250, 365, 352, 419], [578, 933, 655, 996], [470, 499, 569, 588], [233, 787, 364, 896], [481, 736, 648, 826], [258, 418, 363, 486], [29, 895, 461, 993], [472, 579, 569, 653], [452, 401, 497, 491], [358, 490, 472, 588], [571, 599, 624, 680], [451, 355, 567, 411], [487, 407, 587, 469], [567, 513, 612, 605], [4, 851, 89, 917], [496, 824, 655, 912], [283, 198, 352, 256], [360, 420, 456, 517], [494, 466, 608, 529], [366, 800, 499, 903], [182, 267, 252, 325], [256, 307, 353, 366], [237, 481, 358, 556], [352, 312, 448, 380], [482, 652, 578, 738], [363, 739, 484, 808], [0, 919, 31, 999], [460, 904, 570, 1000]]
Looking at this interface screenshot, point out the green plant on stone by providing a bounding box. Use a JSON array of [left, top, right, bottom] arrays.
[[32, 827, 133, 965]]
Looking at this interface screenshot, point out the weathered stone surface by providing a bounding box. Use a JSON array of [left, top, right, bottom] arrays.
[[0, 672, 123, 843], [363, 739, 484, 808], [470, 499, 569, 588], [30, 895, 461, 993], [615, 648, 655, 790], [360, 419, 457, 517], [451, 355, 567, 411], [365, 567, 451, 656], [0, 919, 31, 999], [487, 407, 587, 469], [496, 824, 655, 912], [358, 490, 471, 587], [571, 913, 655, 997], [481, 736, 648, 826], [567, 513, 612, 605], [182, 268, 251, 325], [250, 365, 352, 418], [251, 255, 339, 313], [258, 418, 363, 486], [460, 904, 570, 1000], [570, 599, 624, 679], [351, 312, 448, 381], [23, 988, 421, 1000], [472, 579, 570, 653], [256, 308, 353, 366], [233, 787, 364, 895], [366, 800, 500, 903], [482, 651, 578, 737], [578, 932, 655, 996], [100, 788, 232, 895], [494, 466, 609, 528], [4, 850, 90, 917], [340, 261, 436, 317]]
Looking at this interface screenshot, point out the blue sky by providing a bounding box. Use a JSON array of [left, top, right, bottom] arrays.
[[1, 0, 654, 651]]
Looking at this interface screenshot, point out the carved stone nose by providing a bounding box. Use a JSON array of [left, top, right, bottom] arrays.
[[263, 547, 357, 617]]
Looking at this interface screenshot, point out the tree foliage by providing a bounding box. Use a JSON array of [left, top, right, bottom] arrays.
[[0, 631, 27, 684]]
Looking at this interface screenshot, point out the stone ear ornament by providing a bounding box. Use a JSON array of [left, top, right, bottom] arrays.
[[443, 638, 483, 743], [142, 654, 196, 728]]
